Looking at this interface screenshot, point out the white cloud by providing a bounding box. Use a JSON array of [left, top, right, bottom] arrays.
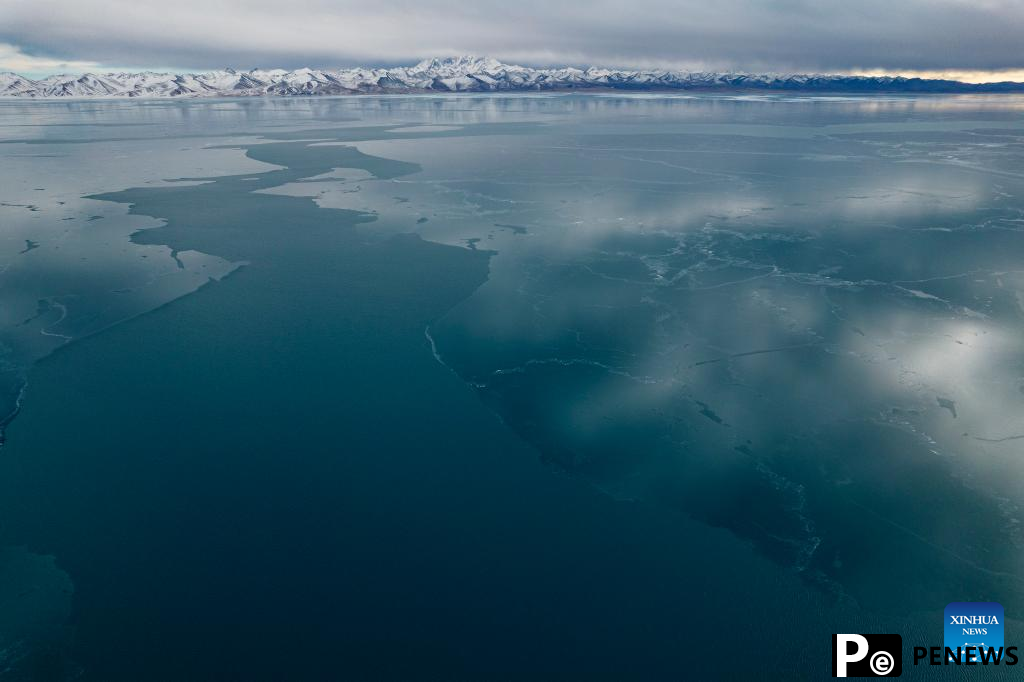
[[0, 42, 101, 77]]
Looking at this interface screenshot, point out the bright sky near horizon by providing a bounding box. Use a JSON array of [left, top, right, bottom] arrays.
[[2, 0, 1023, 80]]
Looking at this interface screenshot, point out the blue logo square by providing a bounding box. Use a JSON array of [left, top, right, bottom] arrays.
[[945, 602, 1004, 663]]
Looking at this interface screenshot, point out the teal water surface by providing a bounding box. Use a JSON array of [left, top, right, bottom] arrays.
[[1, 95, 1024, 679]]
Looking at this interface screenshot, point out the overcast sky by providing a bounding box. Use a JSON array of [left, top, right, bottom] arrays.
[[3, 0, 1024, 79]]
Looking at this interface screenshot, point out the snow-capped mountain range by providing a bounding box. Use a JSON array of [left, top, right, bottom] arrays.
[[3, 56, 1023, 98]]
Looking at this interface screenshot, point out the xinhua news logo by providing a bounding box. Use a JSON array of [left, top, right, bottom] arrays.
[[944, 602, 1004, 663], [833, 634, 902, 677]]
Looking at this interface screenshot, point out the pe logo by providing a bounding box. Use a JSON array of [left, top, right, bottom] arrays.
[[945, 602, 1004, 663], [833, 634, 902, 677]]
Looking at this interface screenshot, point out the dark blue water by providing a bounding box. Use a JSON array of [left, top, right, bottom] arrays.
[[1, 94, 1023, 679]]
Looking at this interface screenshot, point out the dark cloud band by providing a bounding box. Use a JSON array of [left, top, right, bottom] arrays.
[[1, 0, 1022, 73]]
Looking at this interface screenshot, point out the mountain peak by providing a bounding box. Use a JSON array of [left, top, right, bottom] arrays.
[[412, 55, 505, 73]]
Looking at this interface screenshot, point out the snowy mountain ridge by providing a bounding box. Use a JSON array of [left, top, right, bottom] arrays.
[[3, 56, 1023, 97]]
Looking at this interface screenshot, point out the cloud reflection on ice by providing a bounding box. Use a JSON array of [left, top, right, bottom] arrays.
[[262, 101, 1024, 607]]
